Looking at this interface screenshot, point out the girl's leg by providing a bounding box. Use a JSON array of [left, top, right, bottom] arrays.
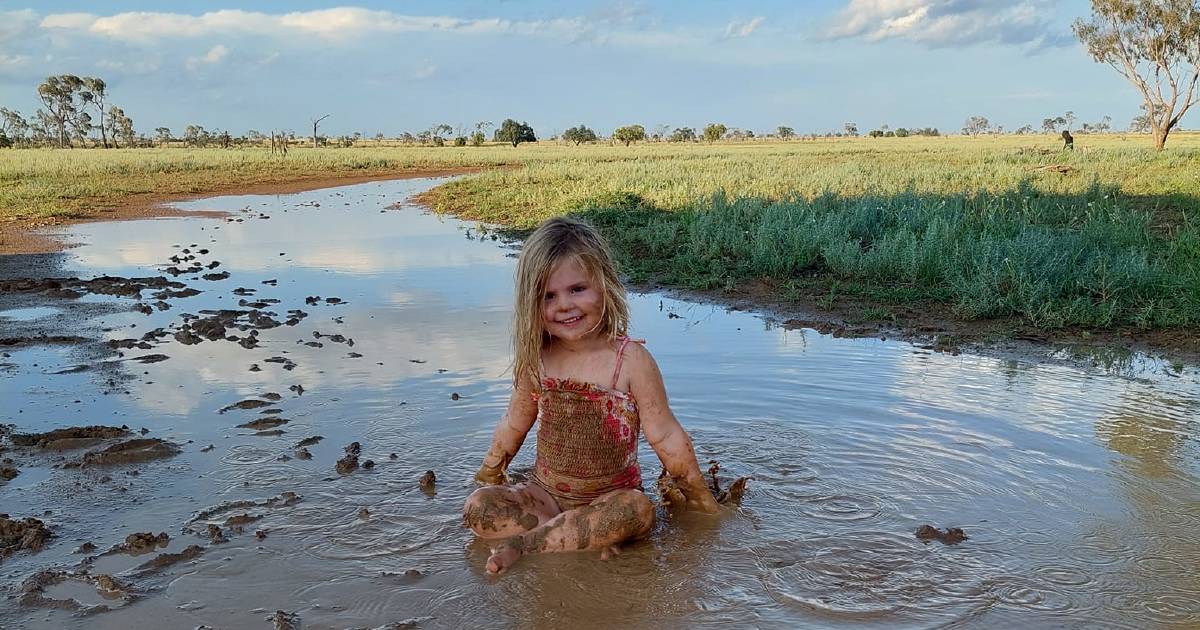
[[486, 489, 655, 574], [462, 482, 561, 539]]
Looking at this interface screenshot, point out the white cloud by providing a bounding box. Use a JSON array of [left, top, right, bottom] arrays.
[[824, 0, 1066, 48], [725, 16, 765, 38], [186, 44, 229, 70], [38, 8, 586, 43], [411, 64, 436, 80]]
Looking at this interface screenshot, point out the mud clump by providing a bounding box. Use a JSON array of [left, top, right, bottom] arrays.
[[78, 438, 181, 466], [295, 447, 312, 460], [336, 441, 361, 474], [206, 524, 227, 543], [273, 610, 300, 630], [1, 466, 18, 481], [123, 532, 169, 552], [296, 436, 323, 448], [916, 525, 968, 545], [419, 470, 436, 491], [219, 399, 275, 414], [18, 569, 135, 613], [11, 425, 130, 449], [1, 516, 53, 560], [706, 460, 752, 506], [236, 417, 289, 430], [128, 544, 204, 578]]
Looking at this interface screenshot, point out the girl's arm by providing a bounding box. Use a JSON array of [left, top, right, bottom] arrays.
[[628, 344, 720, 514], [474, 378, 538, 484]]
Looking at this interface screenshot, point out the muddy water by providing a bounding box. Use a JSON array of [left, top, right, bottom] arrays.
[[1, 177, 1198, 629]]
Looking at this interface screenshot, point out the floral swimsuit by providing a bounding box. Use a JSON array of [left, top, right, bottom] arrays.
[[531, 337, 644, 510]]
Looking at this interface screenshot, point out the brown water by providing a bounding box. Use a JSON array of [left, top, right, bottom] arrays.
[[1, 177, 1198, 629]]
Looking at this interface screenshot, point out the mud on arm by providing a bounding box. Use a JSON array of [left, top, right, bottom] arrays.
[[630, 346, 720, 514], [474, 378, 538, 485]]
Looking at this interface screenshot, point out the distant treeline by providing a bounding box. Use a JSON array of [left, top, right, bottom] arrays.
[[0, 74, 1158, 150]]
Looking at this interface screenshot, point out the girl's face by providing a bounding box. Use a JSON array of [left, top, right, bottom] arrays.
[[541, 256, 604, 342]]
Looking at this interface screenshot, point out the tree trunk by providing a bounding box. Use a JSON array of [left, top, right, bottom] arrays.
[[1153, 125, 1169, 151]]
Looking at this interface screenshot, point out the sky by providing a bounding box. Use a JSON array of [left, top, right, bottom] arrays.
[[0, 0, 1166, 138]]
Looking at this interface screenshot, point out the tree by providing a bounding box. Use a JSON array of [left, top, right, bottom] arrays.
[[37, 75, 85, 147], [183, 124, 206, 147], [154, 127, 172, 146], [1064, 110, 1077, 131], [562, 124, 597, 145], [1016, 124, 1036, 135], [613, 124, 646, 146], [962, 116, 991, 136], [494, 119, 536, 147], [430, 123, 452, 145], [470, 131, 485, 146], [81, 77, 109, 147], [702, 123, 727, 143], [1042, 117, 1059, 133], [1074, 0, 1200, 150], [843, 121, 859, 136], [106, 106, 134, 148], [777, 126, 795, 139], [669, 127, 696, 142], [895, 127, 910, 137], [0, 108, 29, 147]]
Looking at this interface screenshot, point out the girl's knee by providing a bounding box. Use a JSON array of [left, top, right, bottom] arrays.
[[462, 486, 541, 537]]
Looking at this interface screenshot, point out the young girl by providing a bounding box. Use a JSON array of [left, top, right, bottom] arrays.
[[462, 216, 720, 574]]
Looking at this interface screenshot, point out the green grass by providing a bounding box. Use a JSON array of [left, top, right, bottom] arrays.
[[4, 134, 1200, 330]]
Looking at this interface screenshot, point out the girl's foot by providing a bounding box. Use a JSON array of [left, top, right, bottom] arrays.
[[486, 541, 523, 574]]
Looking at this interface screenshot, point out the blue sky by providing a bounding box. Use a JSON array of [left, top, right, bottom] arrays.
[[0, 1, 1159, 137]]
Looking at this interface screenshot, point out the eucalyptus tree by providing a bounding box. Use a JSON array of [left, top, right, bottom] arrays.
[[702, 123, 727, 143], [1074, 0, 1200, 150], [37, 74, 84, 147]]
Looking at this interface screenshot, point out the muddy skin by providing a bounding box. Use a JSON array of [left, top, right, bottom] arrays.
[[295, 436, 323, 447], [78, 438, 181, 466], [1, 515, 53, 559], [463, 489, 541, 535], [916, 524, 968, 545]]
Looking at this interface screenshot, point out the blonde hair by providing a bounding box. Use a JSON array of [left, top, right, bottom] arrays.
[[512, 216, 629, 388]]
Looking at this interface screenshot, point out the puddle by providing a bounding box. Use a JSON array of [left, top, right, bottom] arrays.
[[0, 177, 1198, 628], [0, 306, 62, 321]]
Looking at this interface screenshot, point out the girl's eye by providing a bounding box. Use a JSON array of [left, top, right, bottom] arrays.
[[571, 286, 585, 294]]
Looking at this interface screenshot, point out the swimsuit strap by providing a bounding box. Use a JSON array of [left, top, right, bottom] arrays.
[[610, 337, 645, 389]]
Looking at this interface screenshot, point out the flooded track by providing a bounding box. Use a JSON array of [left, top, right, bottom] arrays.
[[1, 177, 1198, 629]]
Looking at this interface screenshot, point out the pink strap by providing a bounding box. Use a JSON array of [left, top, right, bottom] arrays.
[[610, 337, 644, 389]]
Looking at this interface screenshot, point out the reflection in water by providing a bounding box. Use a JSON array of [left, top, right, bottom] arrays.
[[0, 177, 1198, 629]]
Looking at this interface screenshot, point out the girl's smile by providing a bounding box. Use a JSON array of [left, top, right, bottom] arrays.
[[542, 257, 603, 343]]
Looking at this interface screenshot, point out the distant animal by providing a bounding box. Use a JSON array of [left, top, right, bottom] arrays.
[[1062, 130, 1074, 150]]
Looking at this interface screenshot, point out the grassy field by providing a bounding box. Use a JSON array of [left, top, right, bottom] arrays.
[[3, 134, 1199, 330]]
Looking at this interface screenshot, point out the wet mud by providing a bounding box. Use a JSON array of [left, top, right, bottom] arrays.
[[915, 525, 969, 545], [1, 516, 53, 561]]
